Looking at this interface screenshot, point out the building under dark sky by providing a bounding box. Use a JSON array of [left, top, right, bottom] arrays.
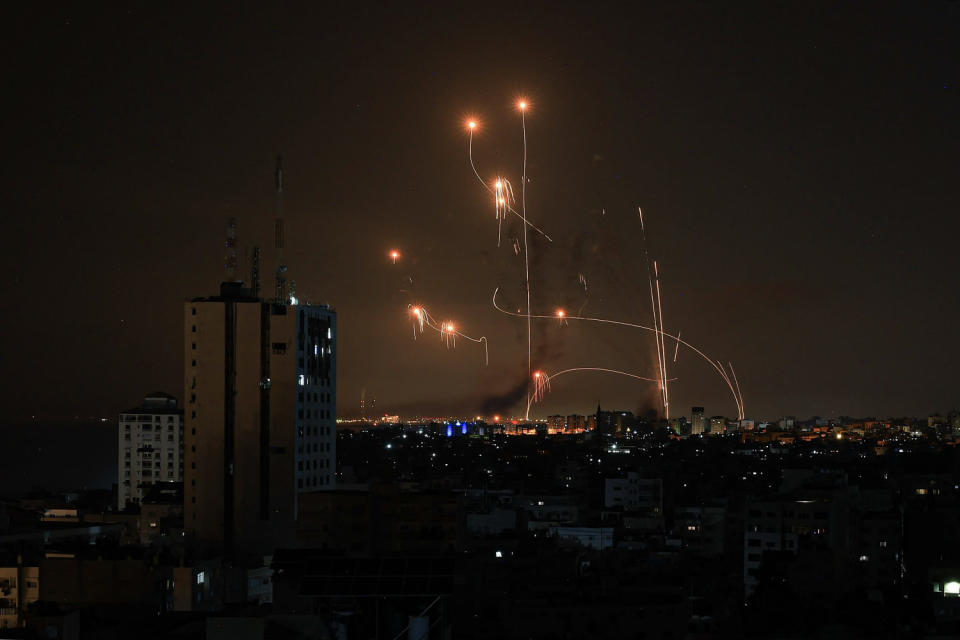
[[2, 2, 958, 421]]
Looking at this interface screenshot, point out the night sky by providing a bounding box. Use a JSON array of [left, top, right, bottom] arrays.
[[3, 3, 958, 422]]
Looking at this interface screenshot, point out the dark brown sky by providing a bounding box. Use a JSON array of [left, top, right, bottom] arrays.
[[2, 2, 958, 422]]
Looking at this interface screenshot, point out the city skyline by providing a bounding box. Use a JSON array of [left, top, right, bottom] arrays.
[[3, 3, 959, 422], [3, 4, 960, 636]]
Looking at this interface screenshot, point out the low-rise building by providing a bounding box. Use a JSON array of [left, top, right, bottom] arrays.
[[0, 556, 39, 630]]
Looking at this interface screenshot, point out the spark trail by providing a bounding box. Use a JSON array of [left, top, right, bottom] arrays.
[[408, 304, 489, 366], [526, 367, 675, 417], [492, 288, 745, 420], [519, 100, 532, 419], [467, 120, 552, 242], [638, 207, 669, 419]]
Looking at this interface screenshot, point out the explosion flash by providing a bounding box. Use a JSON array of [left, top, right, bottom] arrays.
[[493, 177, 516, 245], [406, 304, 489, 365], [395, 100, 748, 421], [532, 370, 550, 403], [465, 117, 552, 242], [410, 306, 425, 337], [492, 288, 746, 420], [525, 367, 674, 417], [442, 322, 457, 348]]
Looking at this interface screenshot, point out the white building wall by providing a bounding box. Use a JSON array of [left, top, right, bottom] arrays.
[[118, 402, 184, 509]]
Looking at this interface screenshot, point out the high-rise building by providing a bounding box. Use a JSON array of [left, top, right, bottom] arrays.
[[691, 407, 705, 435], [669, 416, 689, 436], [595, 406, 636, 437], [709, 416, 725, 434], [949, 410, 960, 434], [184, 283, 337, 557], [118, 393, 184, 509]]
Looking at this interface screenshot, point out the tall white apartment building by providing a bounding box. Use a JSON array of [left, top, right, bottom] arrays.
[[118, 392, 184, 509]]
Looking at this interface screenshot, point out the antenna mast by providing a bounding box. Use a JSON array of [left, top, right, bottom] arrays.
[[251, 246, 261, 298], [224, 217, 239, 282], [274, 155, 287, 304]]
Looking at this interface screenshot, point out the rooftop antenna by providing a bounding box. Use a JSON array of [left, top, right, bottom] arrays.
[[274, 155, 288, 304], [251, 246, 261, 298], [224, 217, 239, 282]]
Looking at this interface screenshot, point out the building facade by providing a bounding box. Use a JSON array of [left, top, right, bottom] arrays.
[[183, 282, 336, 557], [118, 393, 184, 509], [709, 416, 725, 434], [0, 560, 39, 630], [691, 406, 705, 435]]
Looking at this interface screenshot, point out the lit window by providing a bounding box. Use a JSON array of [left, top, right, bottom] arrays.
[[945, 581, 960, 595], [197, 571, 205, 585]]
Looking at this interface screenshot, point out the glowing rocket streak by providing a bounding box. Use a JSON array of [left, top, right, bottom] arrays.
[[442, 322, 457, 349], [532, 370, 549, 403], [389, 250, 400, 264], [714, 360, 742, 420], [654, 260, 669, 418], [467, 121, 487, 191], [519, 99, 533, 420], [493, 177, 516, 246], [407, 304, 489, 366], [491, 288, 745, 420], [639, 207, 667, 418], [525, 367, 676, 417], [647, 270, 665, 416], [466, 119, 552, 242], [728, 362, 745, 418], [410, 306, 425, 338], [673, 331, 681, 363], [444, 325, 490, 366]]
